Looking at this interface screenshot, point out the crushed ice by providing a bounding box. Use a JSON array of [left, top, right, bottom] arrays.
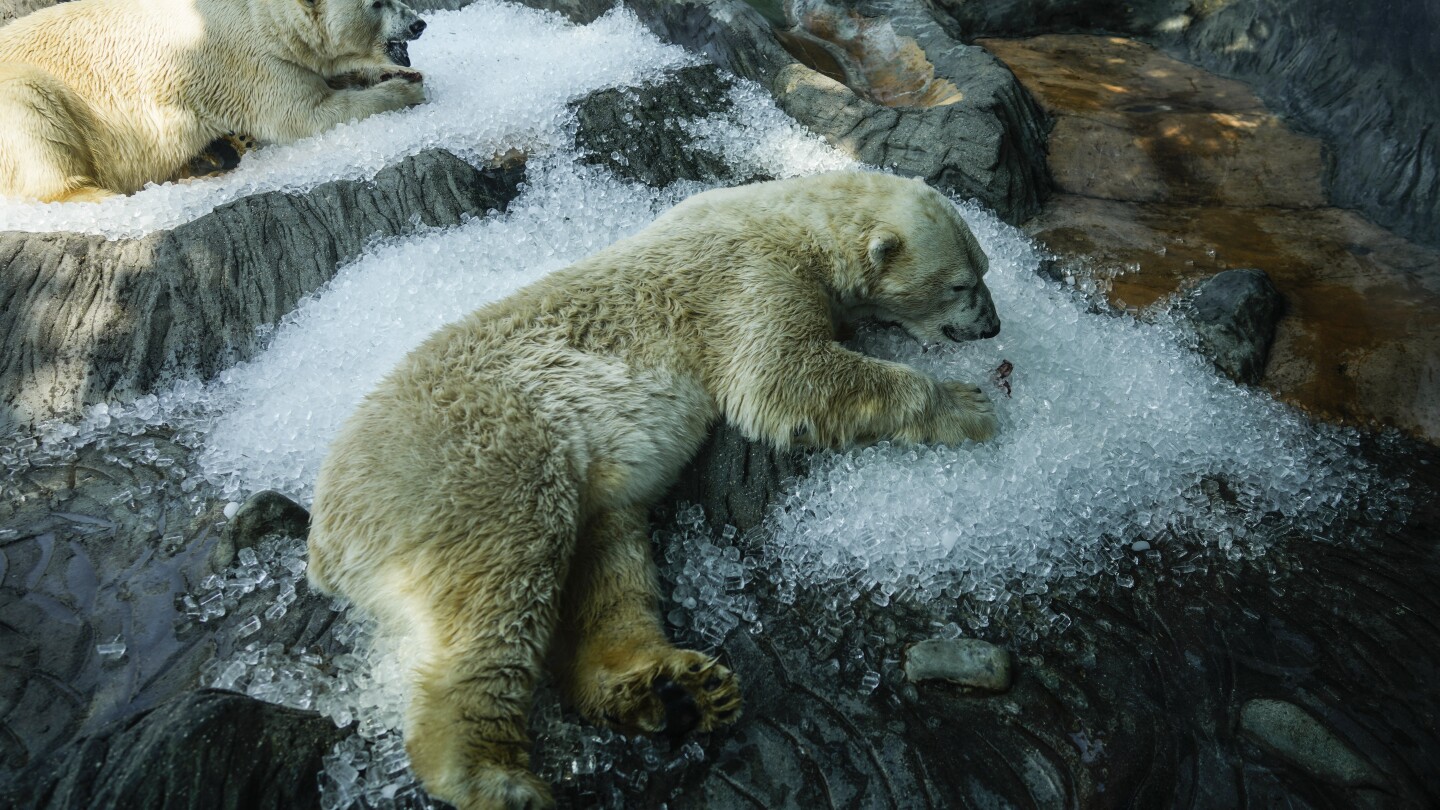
[[0, 2, 697, 237]]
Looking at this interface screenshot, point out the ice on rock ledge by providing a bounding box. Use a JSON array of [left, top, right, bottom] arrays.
[[0, 2, 697, 238], [752, 201, 1402, 635]]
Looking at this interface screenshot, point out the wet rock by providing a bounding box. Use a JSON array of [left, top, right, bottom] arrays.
[[1239, 698, 1385, 788], [0, 150, 525, 433], [2, 689, 346, 810], [981, 35, 1325, 209], [936, 0, 1440, 249], [572, 64, 738, 188], [225, 490, 311, 551], [1003, 35, 1440, 442], [1182, 269, 1283, 385], [0, 432, 346, 782], [903, 638, 1013, 691]]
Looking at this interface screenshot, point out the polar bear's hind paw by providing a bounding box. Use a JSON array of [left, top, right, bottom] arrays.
[[585, 648, 742, 738]]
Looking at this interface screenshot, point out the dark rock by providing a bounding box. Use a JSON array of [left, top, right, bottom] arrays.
[[518, 0, 1052, 223], [631, 438, 1440, 809], [662, 423, 807, 534], [2, 690, 346, 810], [0, 436, 343, 782], [0, 150, 525, 433], [572, 64, 738, 187], [902, 637, 1012, 691], [224, 490, 311, 552], [1182, 268, 1284, 385], [1239, 698, 1386, 788]]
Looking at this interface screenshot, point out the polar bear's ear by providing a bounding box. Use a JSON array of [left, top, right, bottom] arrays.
[[868, 230, 901, 271]]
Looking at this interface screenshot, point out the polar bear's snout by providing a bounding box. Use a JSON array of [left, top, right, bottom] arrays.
[[943, 320, 1001, 342], [380, 1, 425, 66]]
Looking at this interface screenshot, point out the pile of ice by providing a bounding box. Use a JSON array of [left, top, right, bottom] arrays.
[[657, 505, 762, 649], [0, 2, 698, 237], [749, 203, 1405, 640]]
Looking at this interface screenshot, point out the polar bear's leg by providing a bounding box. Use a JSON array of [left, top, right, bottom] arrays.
[[402, 512, 574, 810], [553, 505, 742, 737], [270, 76, 425, 142], [733, 341, 998, 447], [0, 65, 111, 203]]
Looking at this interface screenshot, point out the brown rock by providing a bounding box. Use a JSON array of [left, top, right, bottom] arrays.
[[981, 35, 1324, 208], [985, 34, 1440, 442]]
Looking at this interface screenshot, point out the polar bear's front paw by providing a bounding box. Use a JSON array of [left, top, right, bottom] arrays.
[[581, 648, 742, 738], [381, 74, 427, 107], [934, 380, 998, 443]]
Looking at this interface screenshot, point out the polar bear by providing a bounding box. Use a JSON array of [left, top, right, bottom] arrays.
[[307, 172, 1002, 810], [0, 0, 426, 202]]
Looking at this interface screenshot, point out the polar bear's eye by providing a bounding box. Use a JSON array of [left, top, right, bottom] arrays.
[[951, 285, 968, 293]]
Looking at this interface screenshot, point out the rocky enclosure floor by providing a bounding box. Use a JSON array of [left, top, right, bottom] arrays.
[[981, 34, 1440, 443], [1, 5, 1438, 810]]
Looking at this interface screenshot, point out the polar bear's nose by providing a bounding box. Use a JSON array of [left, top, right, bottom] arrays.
[[408, 19, 426, 38]]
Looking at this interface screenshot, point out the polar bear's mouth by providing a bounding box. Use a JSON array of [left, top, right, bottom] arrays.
[[385, 40, 411, 67]]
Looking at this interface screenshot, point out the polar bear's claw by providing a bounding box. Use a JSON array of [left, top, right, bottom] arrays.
[[579, 648, 742, 738]]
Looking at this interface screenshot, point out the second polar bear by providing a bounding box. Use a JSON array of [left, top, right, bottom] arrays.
[[307, 172, 1002, 810], [0, 0, 426, 202]]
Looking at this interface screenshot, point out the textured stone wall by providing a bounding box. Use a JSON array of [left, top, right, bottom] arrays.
[[932, 0, 1440, 247], [0, 152, 524, 432]]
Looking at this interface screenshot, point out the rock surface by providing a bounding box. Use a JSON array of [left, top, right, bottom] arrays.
[[937, 0, 1440, 250], [1239, 698, 1386, 789], [573, 64, 739, 187], [1182, 268, 1283, 385], [993, 35, 1440, 441], [981, 34, 1324, 209], [519, 0, 1052, 223], [0, 151, 525, 434], [902, 637, 1013, 691], [223, 490, 312, 554], [2, 690, 348, 810], [0, 430, 343, 782]]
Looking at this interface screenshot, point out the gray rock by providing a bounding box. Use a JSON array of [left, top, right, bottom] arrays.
[[572, 64, 738, 188], [217, 490, 312, 570], [0, 435, 344, 781], [1182, 268, 1284, 384], [0, 0, 49, 24], [903, 637, 1013, 691], [1239, 698, 1386, 788], [0, 150, 524, 433], [517, 0, 1052, 223], [2, 690, 347, 810], [662, 423, 807, 534]]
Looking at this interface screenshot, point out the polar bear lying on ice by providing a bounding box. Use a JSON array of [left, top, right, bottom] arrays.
[[0, 0, 427, 202], [307, 171, 1003, 809]]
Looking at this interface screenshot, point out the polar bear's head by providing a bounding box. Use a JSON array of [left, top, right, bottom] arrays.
[[280, 0, 427, 67], [851, 178, 1001, 345]]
